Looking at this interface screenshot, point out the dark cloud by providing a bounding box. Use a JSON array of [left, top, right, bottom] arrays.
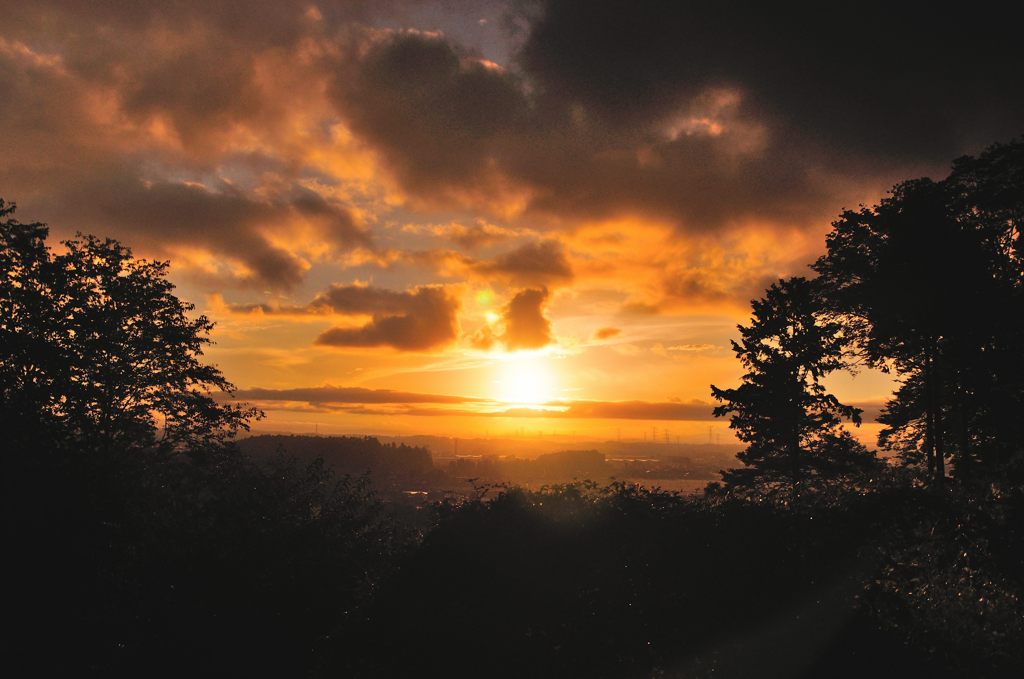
[[229, 386, 722, 421], [118, 49, 265, 150], [228, 360, 884, 422], [363, 399, 717, 421], [469, 286, 554, 351], [233, 385, 479, 404], [326, 24, 830, 230], [5, 0, 1024, 309], [474, 239, 572, 286], [331, 30, 528, 196], [445, 220, 517, 250], [228, 387, 887, 422], [314, 285, 460, 351], [0, 11, 373, 290], [288, 188, 372, 248], [540, 400, 715, 421], [660, 266, 779, 311], [50, 177, 369, 288], [0, 1, 335, 155], [342, 400, 719, 420], [502, 287, 552, 350], [856, 402, 885, 424], [517, 0, 1024, 163], [4, 1, 336, 44], [327, 3, 1024, 234]]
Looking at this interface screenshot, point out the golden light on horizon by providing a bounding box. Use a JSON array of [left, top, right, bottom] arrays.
[[493, 351, 559, 406]]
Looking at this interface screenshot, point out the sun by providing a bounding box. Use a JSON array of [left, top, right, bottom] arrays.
[[494, 352, 558, 406]]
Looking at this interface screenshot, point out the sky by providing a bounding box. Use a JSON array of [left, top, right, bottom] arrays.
[[2, 1, 1021, 442]]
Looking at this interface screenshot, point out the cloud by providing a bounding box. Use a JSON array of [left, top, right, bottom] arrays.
[[379, 400, 719, 420], [233, 385, 479, 405], [594, 327, 620, 340], [855, 402, 885, 424], [501, 287, 554, 350], [331, 27, 832, 230], [229, 387, 888, 423], [52, 177, 369, 288], [399, 219, 523, 250], [330, 29, 528, 197], [224, 282, 462, 351], [229, 385, 722, 421], [442, 220, 520, 250], [664, 343, 716, 353], [472, 239, 573, 286], [4, 0, 1024, 317], [516, 0, 1024, 164], [540, 400, 716, 421], [469, 286, 555, 351], [324, 3, 1024, 240], [314, 284, 460, 351], [0, 18, 374, 290]]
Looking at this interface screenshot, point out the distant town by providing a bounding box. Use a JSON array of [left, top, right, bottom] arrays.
[[238, 434, 742, 500]]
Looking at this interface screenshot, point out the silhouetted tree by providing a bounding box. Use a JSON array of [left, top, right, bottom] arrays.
[[0, 199, 259, 452], [711, 277, 871, 499], [813, 139, 1024, 483], [1, 199, 411, 676], [712, 276, 872, 499], [943, 140, 1024, 477]]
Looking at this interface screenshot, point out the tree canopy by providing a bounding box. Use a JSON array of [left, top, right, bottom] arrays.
[[0, 199, 259, 453], [813, 139, 1024, 483], [710, 277, 874, 498]]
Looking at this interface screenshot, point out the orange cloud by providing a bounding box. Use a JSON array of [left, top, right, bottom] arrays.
[[472, 288, 555, 352], [472, 240, 573, 287], [312, 285, 461, 352], [502, 288, 554, 350]]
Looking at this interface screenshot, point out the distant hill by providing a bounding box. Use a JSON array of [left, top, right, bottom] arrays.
[[238, 435, 436, 481], [377, 434, 741, 466], [237, 434, 740, 492]]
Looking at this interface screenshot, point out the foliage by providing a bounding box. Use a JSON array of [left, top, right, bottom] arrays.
[[813, 139, 1024, 482], [332, 480, 964, 678], [0, 200, 403, 676], [864, 486, 1024, 677], [0, 199, 259, 452], [711, 277, 876, 498], [4, 441, 410, 677]]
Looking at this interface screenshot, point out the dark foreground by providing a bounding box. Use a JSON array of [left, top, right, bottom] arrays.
[[5, 442, 1022, 679]]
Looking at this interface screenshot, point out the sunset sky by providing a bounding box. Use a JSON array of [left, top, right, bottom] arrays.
[[2, 1, 1021, 441]]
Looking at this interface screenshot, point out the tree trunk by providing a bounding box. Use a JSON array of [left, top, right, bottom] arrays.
[[790, 432, 801, 505], [957, 393, 971, 477], [929, 347, 946, 487], [924, 351, 936, 478]]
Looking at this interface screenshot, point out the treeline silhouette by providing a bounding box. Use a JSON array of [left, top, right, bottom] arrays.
[[3, 138, 1024, 678], [239, 434, 437, 481], [711, 138, 1024, 497]]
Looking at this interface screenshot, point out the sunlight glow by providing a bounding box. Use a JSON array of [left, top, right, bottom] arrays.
[[494, 352, 559, 406]]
